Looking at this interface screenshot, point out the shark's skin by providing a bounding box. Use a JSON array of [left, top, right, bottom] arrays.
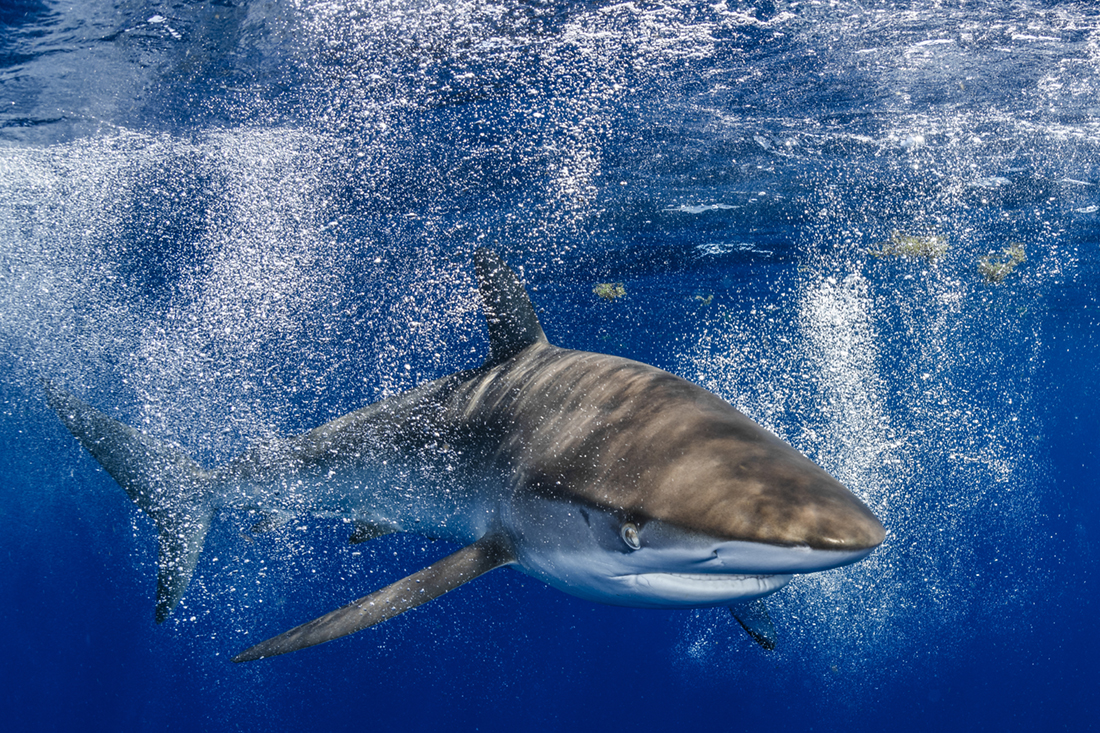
[[43, 249, 885, 661]]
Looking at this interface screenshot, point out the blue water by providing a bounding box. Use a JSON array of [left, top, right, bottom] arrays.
[[2, 0, 1098, 730]]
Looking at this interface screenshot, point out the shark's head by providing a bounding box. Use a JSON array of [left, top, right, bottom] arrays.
[[497, 349, 887, 609]]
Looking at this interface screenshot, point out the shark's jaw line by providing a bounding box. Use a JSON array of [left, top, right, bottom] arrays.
[[610, 572, 793, 608], [43, 249, 886, 661]]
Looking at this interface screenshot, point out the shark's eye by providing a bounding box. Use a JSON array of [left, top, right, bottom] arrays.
[[620, 522, 641, 550]]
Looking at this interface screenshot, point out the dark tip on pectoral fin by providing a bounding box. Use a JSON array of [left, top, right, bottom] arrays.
[[232, 534, 515, 662], [474, 249, 547, 366], [730, 599, 778, 651]]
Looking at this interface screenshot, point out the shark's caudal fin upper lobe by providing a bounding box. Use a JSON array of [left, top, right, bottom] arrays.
[[41, 379, 215, 623]]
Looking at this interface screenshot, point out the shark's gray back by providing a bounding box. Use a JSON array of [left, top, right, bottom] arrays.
[[442, 341, 883, 551]]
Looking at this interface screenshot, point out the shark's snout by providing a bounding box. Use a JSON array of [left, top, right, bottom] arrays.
[[783, 485, 887, 554], [712, 538, 879, 575], [821, 507, 886, 552]]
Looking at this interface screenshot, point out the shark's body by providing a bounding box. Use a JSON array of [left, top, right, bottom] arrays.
[[44, 250, 884, 661]]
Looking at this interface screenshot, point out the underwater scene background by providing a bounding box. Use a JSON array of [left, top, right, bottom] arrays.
[[1, 0, 1098, 730]]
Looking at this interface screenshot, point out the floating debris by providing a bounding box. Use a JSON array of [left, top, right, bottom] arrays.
[[868, 232, 949, 262], [669, 203, 739, 214], [593, 282, 626, 301], [978, 243, 1026, 284], [696, 242, 773, 257], [967, 176, 1012, 189]]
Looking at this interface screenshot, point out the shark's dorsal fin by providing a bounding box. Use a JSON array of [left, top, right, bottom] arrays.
[[233, 533, 515, 662], [475, 249, 547, 366]]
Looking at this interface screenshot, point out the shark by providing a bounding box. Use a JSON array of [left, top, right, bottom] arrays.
[[43, 249, 885, 661]]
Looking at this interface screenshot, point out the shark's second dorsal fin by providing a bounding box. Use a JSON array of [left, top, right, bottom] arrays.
[[475, 249, 547, 366], [348, 519, 396, 544]]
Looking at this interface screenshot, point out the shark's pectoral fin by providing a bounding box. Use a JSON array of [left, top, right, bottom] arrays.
[[232, 534, 515, 662], [729, 599, 777, 651]]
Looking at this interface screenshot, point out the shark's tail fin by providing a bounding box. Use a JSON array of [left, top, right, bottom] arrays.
[[42, 379, 216, 623]]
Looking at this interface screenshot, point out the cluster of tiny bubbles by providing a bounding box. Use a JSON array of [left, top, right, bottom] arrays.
[[5, 0, 1095, 681], [274, 0, 801, 274], [0, 133, 149, 395], [673, 247, 1047, 701], [658, 0, 1099, 701], [0, 127, 352, 455]]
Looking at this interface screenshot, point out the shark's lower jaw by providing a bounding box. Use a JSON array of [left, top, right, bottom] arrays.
[[520, 559, 797, 608], [605, 572, 793, 608]]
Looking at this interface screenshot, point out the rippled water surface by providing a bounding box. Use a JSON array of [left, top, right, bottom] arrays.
[[2, 1, 1098, 731]]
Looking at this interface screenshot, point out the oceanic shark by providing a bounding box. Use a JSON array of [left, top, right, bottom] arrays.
[[43, 249, 885, 661]]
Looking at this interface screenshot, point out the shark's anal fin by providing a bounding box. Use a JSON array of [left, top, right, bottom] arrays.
[[233, 533, 515, 662], [729, 599, 777, 651], [474, 248, 547, 366], [41, 379, 215, 624], [156, 518, 213, 623]]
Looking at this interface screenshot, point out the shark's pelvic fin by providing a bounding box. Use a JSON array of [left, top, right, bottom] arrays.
[[250, 509, 292, 535], [41, 379, 216, 623], [348, 519, 397, 544], [233, 533, 515, 662], [729, 599, 778, 651], [474, 248, 547, 366]]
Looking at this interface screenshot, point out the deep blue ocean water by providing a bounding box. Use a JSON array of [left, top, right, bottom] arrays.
[[2, 0, 1098, 730]]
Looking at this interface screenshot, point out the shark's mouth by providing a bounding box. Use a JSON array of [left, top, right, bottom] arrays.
[[609, 571, 793, 607]]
